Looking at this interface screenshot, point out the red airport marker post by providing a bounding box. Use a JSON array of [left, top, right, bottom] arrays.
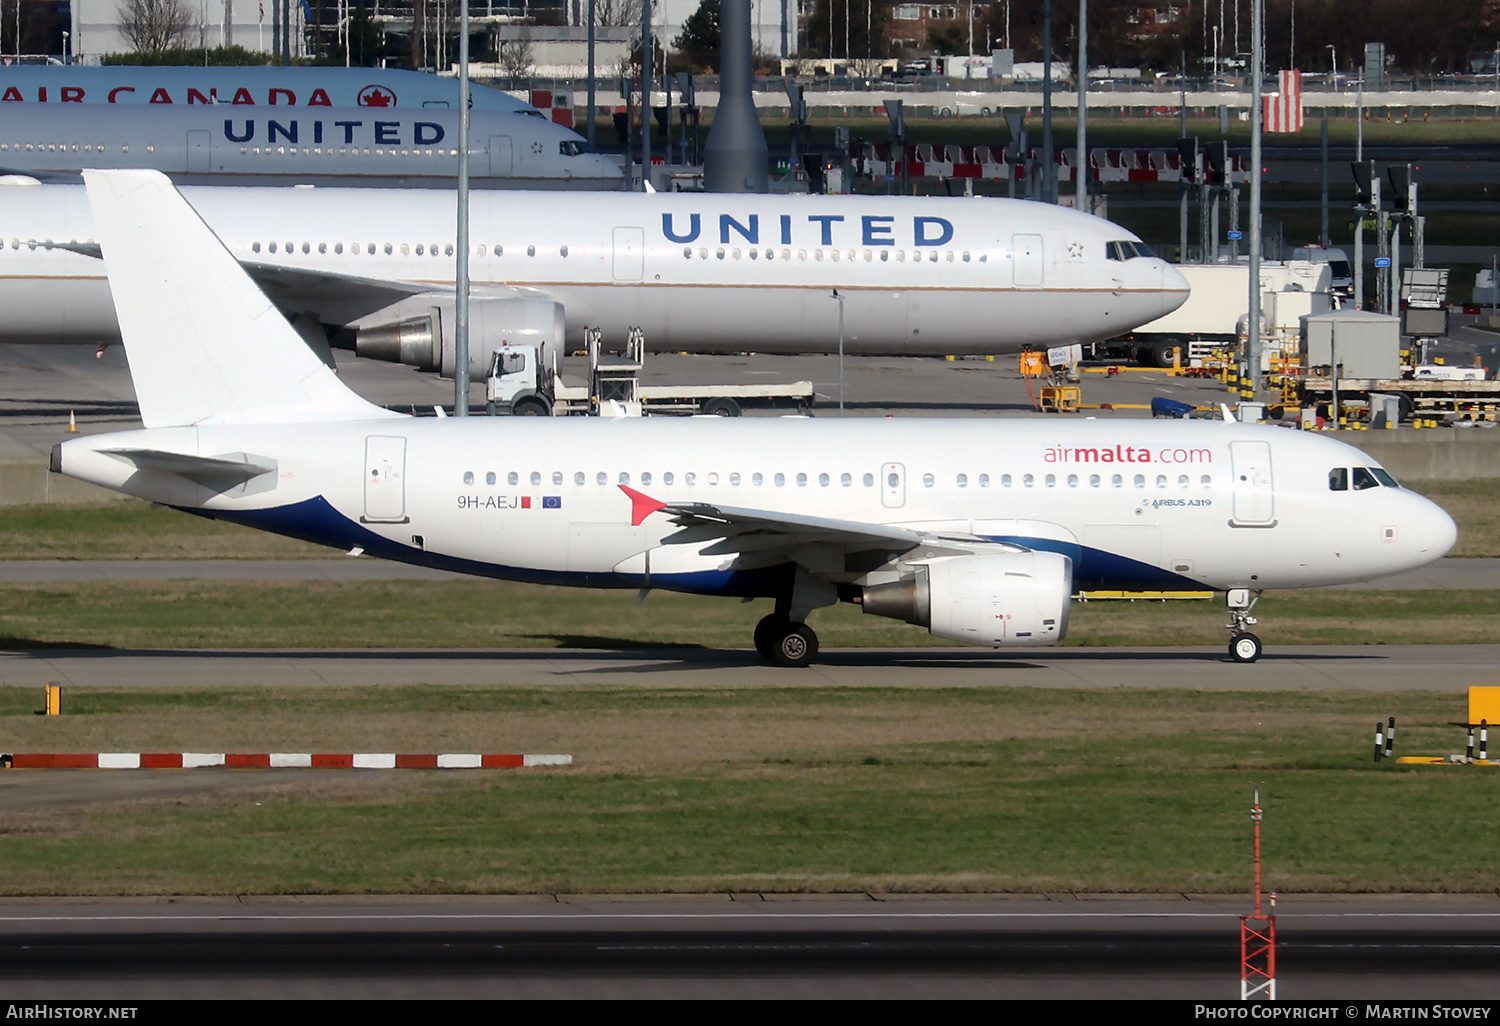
[[1240, 789, 1276, 1000]]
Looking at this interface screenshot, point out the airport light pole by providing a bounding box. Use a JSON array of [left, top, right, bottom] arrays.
[[832, 290, 845, 416], [1041, 0, 1054, 203], [1247, 0, 1263, 405], [641, 0, 652, 191], [1076, 0, 1086, 213], [586, 0, 596, 148], [455, 0, 471, 416]]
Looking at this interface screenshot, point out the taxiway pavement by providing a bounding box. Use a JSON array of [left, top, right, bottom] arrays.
[[0, 644, 1490, 691], [1, 894, 1497, 998]]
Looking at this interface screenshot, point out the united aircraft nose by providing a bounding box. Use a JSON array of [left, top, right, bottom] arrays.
[[1160, 261, 1190, 317]]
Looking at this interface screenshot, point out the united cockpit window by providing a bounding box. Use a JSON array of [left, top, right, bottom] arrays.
[[1352, 467, 1380, 491], [1106, 240, 1155, 261], [1328, 468, 1348, 491], [559, 140, 595, 156]]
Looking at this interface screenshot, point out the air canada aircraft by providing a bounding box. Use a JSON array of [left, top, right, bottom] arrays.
[[1, 180, 1188, 375], [0, 66, 533, 113], [0, 104, 621, 190], [53, 171, 1458, 665]]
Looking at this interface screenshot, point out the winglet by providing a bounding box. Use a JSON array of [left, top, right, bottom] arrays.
[[1220, 403, 1237, 423], [618, 485, 666, 526]]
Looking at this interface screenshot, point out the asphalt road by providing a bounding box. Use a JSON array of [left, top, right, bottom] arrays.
[[1, 895, 1497, 998], [0, 644, 1491, 690]]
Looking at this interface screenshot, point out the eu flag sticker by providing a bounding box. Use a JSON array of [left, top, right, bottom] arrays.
[[542, 496, 562, 509]]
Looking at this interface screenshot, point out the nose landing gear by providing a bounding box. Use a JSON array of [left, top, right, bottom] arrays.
[[1226, 588, 1262, 663]]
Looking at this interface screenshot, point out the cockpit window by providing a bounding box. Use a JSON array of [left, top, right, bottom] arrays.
[[1332, 466, 1397, 491], [1106, 240, 1155, 261], [560, 140, 595, 156]]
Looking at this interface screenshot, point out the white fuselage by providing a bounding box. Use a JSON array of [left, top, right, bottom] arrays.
[[0, 186, 1188, 355], [56, 417, 1456, 597], [0, 106, 621, 190]]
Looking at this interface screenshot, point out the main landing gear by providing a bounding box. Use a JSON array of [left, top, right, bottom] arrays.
[[753, 568, 837, 668], [1226, 588, 1262, 663], [754, 614, 819, 668]]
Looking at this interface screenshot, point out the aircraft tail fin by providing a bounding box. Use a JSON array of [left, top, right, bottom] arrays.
[[82, 169, 396, 428]]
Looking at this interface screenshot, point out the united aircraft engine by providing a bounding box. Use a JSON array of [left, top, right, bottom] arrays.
[[857, 551, 1073, 646], [344, 296, 566, 379]]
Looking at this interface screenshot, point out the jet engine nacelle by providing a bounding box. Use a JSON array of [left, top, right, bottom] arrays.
[[351, 296, 566, 380], [860, 550, 1073, 646]]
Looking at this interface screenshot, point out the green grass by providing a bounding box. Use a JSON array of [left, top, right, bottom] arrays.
[[0, 579, 1496, 650], [0, 501, 321, 561], [0, 685, 1492, 895]]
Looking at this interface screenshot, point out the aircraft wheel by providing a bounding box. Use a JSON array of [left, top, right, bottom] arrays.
[[769, 622, 819, 668], [753, 614, 787, 660], [1229, 632, 1262, 663]]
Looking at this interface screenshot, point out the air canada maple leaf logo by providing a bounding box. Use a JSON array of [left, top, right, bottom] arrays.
[[358, 85, 396, 107]]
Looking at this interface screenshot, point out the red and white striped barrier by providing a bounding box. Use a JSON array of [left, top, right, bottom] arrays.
[[1, 752, 572, 769], [854, 143, 1248, 184], [1264, 70, 1304, 133]]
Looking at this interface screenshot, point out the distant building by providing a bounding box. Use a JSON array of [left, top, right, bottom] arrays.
[[889, 4, 962, 52], [70, 0, 286, 63]]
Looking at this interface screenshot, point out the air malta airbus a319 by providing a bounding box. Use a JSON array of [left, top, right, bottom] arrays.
[[53, 171, 1457, 666], [1, 180, 1188, 373]]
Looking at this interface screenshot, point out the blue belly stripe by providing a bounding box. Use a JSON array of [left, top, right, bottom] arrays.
[[184, 496, 1201, 596], [181, 495, 787, 597]]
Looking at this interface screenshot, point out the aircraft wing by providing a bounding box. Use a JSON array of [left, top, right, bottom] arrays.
[[620, 485, 1023, 571], [238, 261, 435, 321], [59, 241, 468, 322]]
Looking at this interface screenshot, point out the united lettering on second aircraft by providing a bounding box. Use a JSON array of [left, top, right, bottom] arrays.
[[661, 212, 956, 247], [221, 118, 446, 146]]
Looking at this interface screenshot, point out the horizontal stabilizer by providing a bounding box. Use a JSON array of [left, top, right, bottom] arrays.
[[100, 448, 277, 490], [81, 169, 398, 428]]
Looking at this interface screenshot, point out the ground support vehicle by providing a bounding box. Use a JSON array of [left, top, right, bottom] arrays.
[[1097, 262, 1333, 369], [1297, 376, 1500, 426], [485, 328, 815, 418]]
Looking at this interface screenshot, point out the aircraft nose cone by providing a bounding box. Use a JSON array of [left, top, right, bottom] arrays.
[[1416, 498, 1459, 561], [1160, 261, 1190, 317]]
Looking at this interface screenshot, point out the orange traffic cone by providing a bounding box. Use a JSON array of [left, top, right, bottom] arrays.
[[68, 410, 77, 433]]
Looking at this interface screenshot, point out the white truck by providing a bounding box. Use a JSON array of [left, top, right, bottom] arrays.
[[1098, 261, 1334, 367], [485, 328, 816, 417]]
